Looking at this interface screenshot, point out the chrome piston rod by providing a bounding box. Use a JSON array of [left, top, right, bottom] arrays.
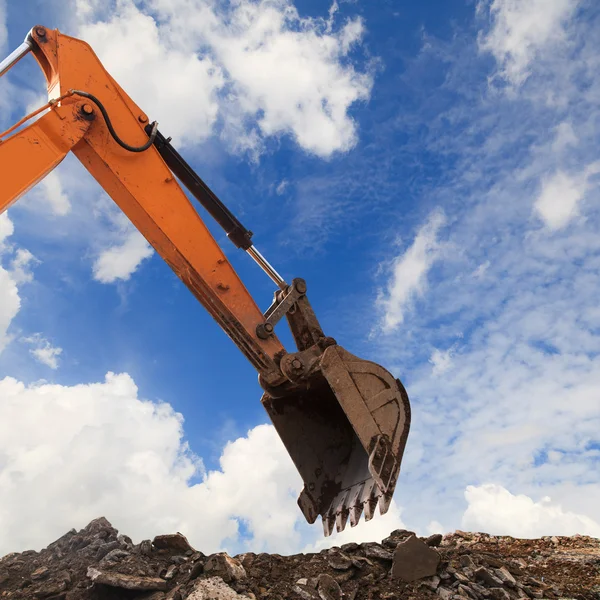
[[0, 38, 33, 78], [247, 246, 287, 290]]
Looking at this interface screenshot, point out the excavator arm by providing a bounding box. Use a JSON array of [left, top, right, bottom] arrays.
[[0, 26, 411, 537]]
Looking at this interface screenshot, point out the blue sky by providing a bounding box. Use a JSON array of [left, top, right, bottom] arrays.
[[1, 0, 599, 555]]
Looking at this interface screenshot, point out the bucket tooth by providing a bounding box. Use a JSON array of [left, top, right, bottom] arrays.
[[298, 487, 319, 524], [360, 481, 377, 522], [379, 492, 392, 516], [349, 502, 363, 527], [322, 512, 335, 537], [331, 490, 350, 533], [348, 484, 364, 527], [335, 508, 349, 533], [362, 481, 379, 522]]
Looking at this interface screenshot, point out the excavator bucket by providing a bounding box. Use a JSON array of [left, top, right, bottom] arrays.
[[261, 345, 410, 536]]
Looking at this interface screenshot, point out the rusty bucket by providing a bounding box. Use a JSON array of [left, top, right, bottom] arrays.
[[261, 345, 410, 536]]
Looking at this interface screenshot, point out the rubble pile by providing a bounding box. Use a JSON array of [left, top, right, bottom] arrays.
[[0, 518, 598, 600]]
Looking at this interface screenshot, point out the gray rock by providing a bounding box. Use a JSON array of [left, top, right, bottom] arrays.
[[164, 564, 178, 580], [460, 555, 476, 569], [457, 584, 478, 599], [87, 567, 167, 591], [391, 534, 441, 582], [327, 551, 353, 570], [468, 582, 488, 597], [488, 588, 511, 600], [474, 566, 504, 587], [340, 543, 359, 553], [153, 533, 194, 553], [437, 587, 453, 599], [293, 584, 320, 600], [187, 560, 205, 581], [204, 553, 246, 583], [495, 566, 517, 587], [84, 517, 115, 536], [351, 556, 374, 569], [333, 570, 354, 584], [420, 575, 441, 591], [426, 534, 444, 547], [118, 534, 134, 549], [140, 539, 153, 556], [317, 574, 342, 600], [99, 548, 129, 565], [363, 545, 393, 561], [95, 541, 120, 560]]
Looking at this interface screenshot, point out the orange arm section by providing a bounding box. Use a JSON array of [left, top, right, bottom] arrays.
[[1, 26, 286, 385], [0, 102, 91, 213]]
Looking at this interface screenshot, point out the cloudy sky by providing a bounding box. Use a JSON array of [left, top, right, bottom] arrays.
[[1, 0, 599, 556]]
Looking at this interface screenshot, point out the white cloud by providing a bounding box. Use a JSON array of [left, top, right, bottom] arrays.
[[0, 213, 35, 353], [39, 172, 71, 216], [364, 3, 600, 537], [426, 520, 444, 536], [21, 334, 63, 370], [478, 0, 580, 86], [378, 210, 446, 332], [275, 180, 289, 195], [429, 348, 453, 376], [9, 249, 37, 285], [534, 170, 585, 230], [75, 0, 373, 156], [90, 198, 154, 284], [93, 228, 153, 284], [552, 121, 578, 153], [0, 0, 7, 51], [534, 163, 600, 230], [78, 2, 224, 146], [462, 484, 600, 537]]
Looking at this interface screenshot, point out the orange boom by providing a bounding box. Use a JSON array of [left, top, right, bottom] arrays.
[[0, 26, 411, 536]]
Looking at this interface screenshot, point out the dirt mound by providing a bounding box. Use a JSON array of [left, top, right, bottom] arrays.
[[0, 518, 598, 599]]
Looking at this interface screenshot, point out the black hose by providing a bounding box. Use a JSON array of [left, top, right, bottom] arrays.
[[71, 89, 158, 152]]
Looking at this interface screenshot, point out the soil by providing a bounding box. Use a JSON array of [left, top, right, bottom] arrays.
[[0, 518, 597, 600]]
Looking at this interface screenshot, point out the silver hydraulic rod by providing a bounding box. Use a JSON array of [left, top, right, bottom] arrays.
[[0, 38, 33, 78], [247, 246, 288, 290]]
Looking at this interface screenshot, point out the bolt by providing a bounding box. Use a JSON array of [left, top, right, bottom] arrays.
[[35, 27, 46, 38], [264, 323, 274, 333], [164, 176, 173, 183], [138, 114, 148, 123], [295, 279, 307, 294], [291, 358, 302, 370], [81, 104, 93, 116]]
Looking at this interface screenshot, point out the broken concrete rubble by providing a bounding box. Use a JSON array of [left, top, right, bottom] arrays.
[[186, 577, 245, 600], [0, 518, 598, 600], [87, 567, 168, 590], [203, 553, 246, 583]]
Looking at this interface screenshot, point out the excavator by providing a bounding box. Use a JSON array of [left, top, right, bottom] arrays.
[[0, 26, 411, 537]]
